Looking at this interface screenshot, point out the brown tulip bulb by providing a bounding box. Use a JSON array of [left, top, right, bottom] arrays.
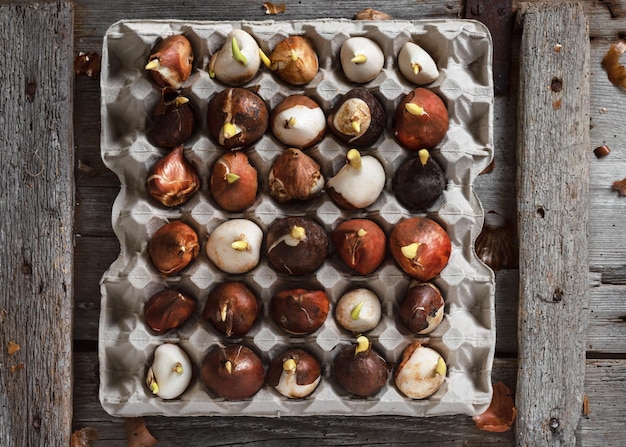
[[393, 149, 446, 212], [389, 217, 451, 281], [269, 148, 324, 202], [394, 87, 449, 151], [270, 289, 330, 335], [266, 36, 319, 85], [145, 34, 194, 90], [148, 221, 200, 276], [207, 87, 268, 150], [202, 281, 260, 337], [201, 344, 265, 400], [327, 88, 385, 147], [331, 218, 386, 275], [268, 349, 322, 398], [148, 93, 196, 149], [209, 151, 258, 212], [144, 289, 198, 334], [266, 216, 328, 276], [399, 281, 445, 334], [333, 336, 390, 397], [146, 146, 200, 207]]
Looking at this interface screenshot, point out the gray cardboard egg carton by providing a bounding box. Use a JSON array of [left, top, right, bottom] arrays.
[[99, 18, 495, 417]]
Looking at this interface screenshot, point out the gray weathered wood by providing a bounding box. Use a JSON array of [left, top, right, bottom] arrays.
[[516, 3, 590, 446], [0, 3, 74, 447]]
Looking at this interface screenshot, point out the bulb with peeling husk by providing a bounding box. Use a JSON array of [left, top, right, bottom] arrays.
[[268, 148, 324, 202], [340, 37, 384, 83], [146, 343, 192, 399], [201, 344, 265, 400], [333, 335, 390, 397], [394, 342, 446, 399], [146, 146, 200, 207], [265, 35, 319, 85], [209, 29, 262, 86], [327, 88, 385, 147], [268, 349, 322, 398], [209, 151, 258, 212], [145, 34, 194, 90], [202, 281, 260, 337], [397, 41, 439, 85]]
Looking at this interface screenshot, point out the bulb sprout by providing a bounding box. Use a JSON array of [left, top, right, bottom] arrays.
[[351, 54, 367, 64], [231, 36, 248, 65], [283, 358, 297, 375], [145, 59, 159, 71], [350, 301, 365, 320], [290, 225, 306, 240], [418, 149, 430, 167], [405, 102, 425, 116], [346, 149, 362, 169], [401, 242, 420, 260], [355, 335, 370, 355]]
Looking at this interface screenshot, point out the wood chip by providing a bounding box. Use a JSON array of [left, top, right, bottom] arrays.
[[602, 39, 626, 89], [70, 427, 99, 447], [74, 52, 101, 78], [582, 394, 590, 417], [125, 417, 158, 447], [263, 2, 286, 14], [7, 341, 20, 355], [354, 8, 392, 20], [473, 381, 517, 432], [10, 363, 25, 373], [613, 177, 626, 196]]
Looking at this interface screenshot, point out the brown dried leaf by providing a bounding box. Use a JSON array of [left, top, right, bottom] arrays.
[[473, 381, 517, 432], [125, 417, 158, 447], [354, 8, 393, 20], [475, 211, 518, 271], [613, 177, 626, 196], [70, 427, 99, 447], [602, 40, 626, 89], [263, 2, 286, 14], [11, 363, 25, 373], [583, 394, 590, 417], [74, 52, 102, 78], [7, 341, 20, 355]]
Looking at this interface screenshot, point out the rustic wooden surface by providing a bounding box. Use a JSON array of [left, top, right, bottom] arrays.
[[0, 0, 622, 445], [516, 3, 590, 445], [0, 3, 75, 447]]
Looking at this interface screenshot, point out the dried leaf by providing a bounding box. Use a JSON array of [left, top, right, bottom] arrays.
[[11, 363, 25, 373], [70, 427, 99, 447], [613, 177, 626, 196], [7, 341, 20, 355], [263, 2, 286, 14], [74, 52, 102, 78], [475, 211, 518, 271], [582, 394, 590, 417], [473, 381, 517, 433], [602, 40, 626, 89], [125, 417, 158, 447], [354, 8, 392, 20]]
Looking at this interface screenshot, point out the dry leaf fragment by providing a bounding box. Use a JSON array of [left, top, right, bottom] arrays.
[[11, 363, 25, 373], [473, 381, 517, 432], [602, 39, 626, 89], [7, 341, 20, 355], [74, 52, 102, 79], [263, 2, 286, 14], [613, 177, 626, 196], [354, 8, 393, 20], [582, 394, 590, 417], [125, 417, 158, 447], [70, 427, 99, 447], [475, 211, 518, 271]]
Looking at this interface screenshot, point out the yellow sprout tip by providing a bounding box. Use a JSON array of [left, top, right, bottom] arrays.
[[290, 49, 298, 62], [401, 242, 420, 259], [149, 381, 159, 395], [225, 360, 233, 374], [231, 37, 248, 65], [291, 225, 306, 240], [412, 62, 422, 75], [220, 303, 228, 322], [350, 119, 361, 134], [286, 116, 297, 128], [350, 301, 365, 320], [405, 102, 425, 116], [356, 228, 367, 237], [283, 358, 297, 374], [145, 59, 159, 71], [222, 122, 238, 139], [355, 335, 370, 355], [231, 240, 250, 251], [174, 362, 184, 375], [418, 149, 430, 167], [259, 48, 271, 67], [225, 172, 240, 184], [436, 357, 447, 377], [351, 54, 368, 64], [346, 149, 362, 169]]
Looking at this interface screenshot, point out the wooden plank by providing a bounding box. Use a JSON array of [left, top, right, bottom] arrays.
[[0, 3, 75, 447], [516, 3, 590, 446]]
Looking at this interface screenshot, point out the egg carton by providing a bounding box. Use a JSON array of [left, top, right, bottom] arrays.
[[99, 18, 495, 418]]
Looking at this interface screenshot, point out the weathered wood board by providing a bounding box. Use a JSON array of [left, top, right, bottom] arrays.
[[0, 3, 74, 447], [516, 3, 590, 446]]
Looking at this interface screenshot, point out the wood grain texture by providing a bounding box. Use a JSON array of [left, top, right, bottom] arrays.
[[516, 3, 590, 446], [0, 3, 74, 447]]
